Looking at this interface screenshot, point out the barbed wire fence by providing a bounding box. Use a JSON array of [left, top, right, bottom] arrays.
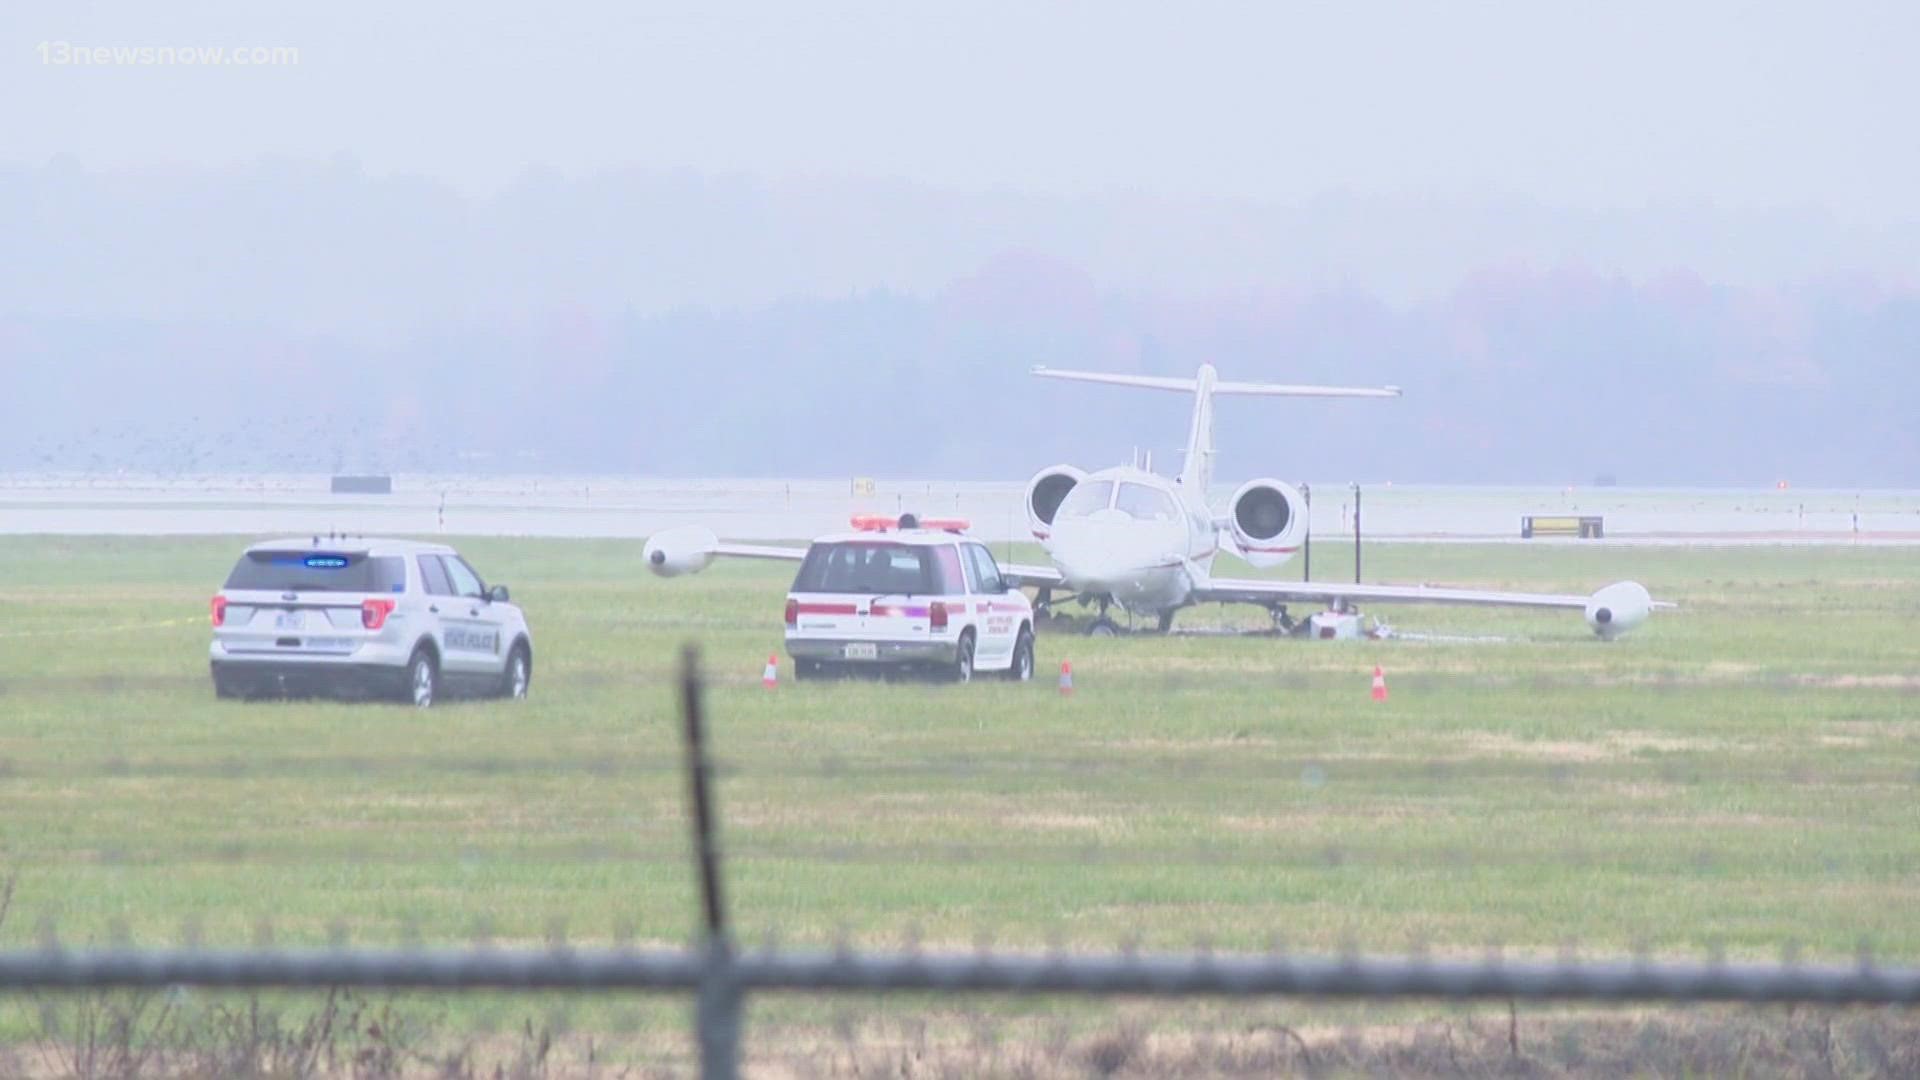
[[3, 647, 1917, 1078]]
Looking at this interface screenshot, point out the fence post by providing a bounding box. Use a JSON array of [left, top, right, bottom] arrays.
[[695, 941, 742, 1080], [679, 645, 741, 1080]]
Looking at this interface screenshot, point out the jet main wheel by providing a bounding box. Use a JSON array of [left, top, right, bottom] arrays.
[[1004, 628, 1035, 682], [1086, 619, 1121, 638]]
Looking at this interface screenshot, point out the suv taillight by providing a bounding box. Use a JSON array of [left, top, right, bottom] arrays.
[[210, 595, 227, 627], [784, 598, 799, 627], [929, 601, 949, 630], [362, 598, 396, 630]]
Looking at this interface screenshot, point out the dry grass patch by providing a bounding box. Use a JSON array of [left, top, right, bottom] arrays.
[[1449, 730, 1720, 764]]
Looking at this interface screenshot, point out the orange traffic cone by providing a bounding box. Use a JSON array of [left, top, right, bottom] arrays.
[[1370, 664, 1388, 702], [762, 653, 779, 689], [1058, 660, 1074, 696]]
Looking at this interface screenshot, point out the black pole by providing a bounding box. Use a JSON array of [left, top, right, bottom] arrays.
[[1351, 483, 1362, 584], [679, 645, 741, 1079], [679, 646, 728, 940], [1301, 482, 1312, 582]]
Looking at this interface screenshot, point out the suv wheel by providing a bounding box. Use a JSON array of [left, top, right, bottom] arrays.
[[1005, 627, 1035, 682], [212, 669, 244, 700], [950, 633, 975, 684], [407, 649, 437, 708], [499, 644, 531, 700]]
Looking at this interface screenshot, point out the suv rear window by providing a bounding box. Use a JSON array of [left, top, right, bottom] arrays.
[[223, 552, 407, 593], [792, 542, 965, 595]]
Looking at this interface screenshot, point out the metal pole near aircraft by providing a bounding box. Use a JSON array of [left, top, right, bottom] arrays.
[[1301, 482, 1312, 582], [1351, 482, 1363, 584]]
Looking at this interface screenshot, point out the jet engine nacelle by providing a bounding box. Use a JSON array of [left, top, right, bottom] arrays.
[[643, 526, 720, 578], [1585, 581, 1652, 640], [1025, 465, 1086, 545], [1227, 479, 1307, 569]]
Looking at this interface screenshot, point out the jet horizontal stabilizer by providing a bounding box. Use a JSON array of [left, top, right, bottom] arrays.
[[1030, 366, 1400, 398]]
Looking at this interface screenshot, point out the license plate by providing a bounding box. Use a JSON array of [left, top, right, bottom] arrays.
[[274, 610, 306, 630], [843, 643, 878, 660]]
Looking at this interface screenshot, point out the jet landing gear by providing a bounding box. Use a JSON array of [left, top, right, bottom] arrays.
[[1085, 596, 1122, 638], [1268, 604, 1306, 637], [1079, 599, 1182, 637], [1035, 588, 1087, 632]]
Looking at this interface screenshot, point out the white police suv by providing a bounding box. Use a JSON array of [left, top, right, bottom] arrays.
[[209, 537, 532, 706]]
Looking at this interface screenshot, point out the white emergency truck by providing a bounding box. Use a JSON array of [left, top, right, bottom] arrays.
[[644, 515, 1036, 683]]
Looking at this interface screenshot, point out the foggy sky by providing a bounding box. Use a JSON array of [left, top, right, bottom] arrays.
[[1, 2, 1915, 485], [6, 1, 1918, 220]]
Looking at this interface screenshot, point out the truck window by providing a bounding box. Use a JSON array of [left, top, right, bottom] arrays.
[[792, 542, 945, 595]]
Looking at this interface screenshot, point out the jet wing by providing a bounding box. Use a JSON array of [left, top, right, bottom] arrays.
[[1194, 576, 1596, 609], [645, 526, 806, 577], [713, 542, 806, 561], [999, 561, 1066, 589], [1192, 570, 1677, 611]]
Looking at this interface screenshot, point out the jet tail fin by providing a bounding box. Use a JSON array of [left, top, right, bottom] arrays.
[[1030, 365, 1401, 492]]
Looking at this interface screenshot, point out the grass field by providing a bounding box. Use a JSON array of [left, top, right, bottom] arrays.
[[1, 535, 1917, 1072]]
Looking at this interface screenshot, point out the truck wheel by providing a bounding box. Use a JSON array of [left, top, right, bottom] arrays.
[[950, 633, 975, 684], [1005, 628, 1035, 682]]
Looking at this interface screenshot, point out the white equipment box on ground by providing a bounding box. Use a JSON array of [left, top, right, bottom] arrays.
[[1309, 611, 1364, 640]]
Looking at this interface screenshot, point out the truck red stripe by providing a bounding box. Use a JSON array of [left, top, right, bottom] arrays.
[[792, 602, 858, 616]]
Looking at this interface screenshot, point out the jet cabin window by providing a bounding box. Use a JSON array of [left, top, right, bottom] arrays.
[[1115, 482, 1178, 522], [1057, 480, 1114, 518], [792, 542, 962, 596]]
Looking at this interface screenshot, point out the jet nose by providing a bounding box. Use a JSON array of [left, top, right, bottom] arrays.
[[1055, 554, 1126, 593], [1050, 514, 1174, 592]]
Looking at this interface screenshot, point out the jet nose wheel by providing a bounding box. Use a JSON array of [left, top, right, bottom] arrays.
[[1086, 618, 1121, 638]]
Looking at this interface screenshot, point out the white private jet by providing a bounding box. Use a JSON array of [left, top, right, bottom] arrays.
[[1013, 364, 1667, 639], [644, 363, 1670, 640]]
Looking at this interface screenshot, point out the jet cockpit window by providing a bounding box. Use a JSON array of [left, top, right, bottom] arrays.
[[1115, 482, 1178, 522], [1056, 480, 1114, 517]]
